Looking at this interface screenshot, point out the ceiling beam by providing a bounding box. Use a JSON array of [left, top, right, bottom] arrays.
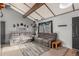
[[24, 3, 44, 18], [44, 3, 56, 16], [23, 3, 44, 18], [72, 3, 75, 11]]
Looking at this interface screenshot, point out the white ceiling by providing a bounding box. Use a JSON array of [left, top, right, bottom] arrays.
[[9, 3, 79, 21], [10, 5, 25, 15], [36, 5, 54, 18], [27, 16, 35, 21], [29, 12, 42, 20], [26, 3, 35, 7], [46, 3, 73, 15], [10, 3, 30, 13]]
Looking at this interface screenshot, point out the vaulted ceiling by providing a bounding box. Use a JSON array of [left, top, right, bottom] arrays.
[[8, 3, 79, 21]]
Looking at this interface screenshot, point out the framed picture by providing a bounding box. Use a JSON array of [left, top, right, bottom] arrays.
[[13, 24, 16, 28], [20, 23, 23, 26], [24, 24, 26, 27], [27, 25, 29, 28], [17, 24, 19, 27]]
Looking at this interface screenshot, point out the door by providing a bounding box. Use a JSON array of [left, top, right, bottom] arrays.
[[72, 17, 79, 49], [1, 21, 5, 44]]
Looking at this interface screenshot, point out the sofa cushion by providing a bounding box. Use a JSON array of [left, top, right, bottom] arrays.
[[35, 38, 43, 44], [38, 33, 57, 40], [35, 33, 57, 48], [42, 39, 49, 43]]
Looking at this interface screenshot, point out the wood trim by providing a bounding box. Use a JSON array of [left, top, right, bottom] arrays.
[[44, 3, 56, 16], [24, 3, 44, 17], [24, 3, 44, 18], [24, 3, 30, 8]]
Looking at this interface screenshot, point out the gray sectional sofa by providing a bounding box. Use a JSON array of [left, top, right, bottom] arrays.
[[34, 33, 57, 48]]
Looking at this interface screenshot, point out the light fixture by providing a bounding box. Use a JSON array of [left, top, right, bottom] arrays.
[[0, 3, 5, 17], [59, 3, 72, 9]]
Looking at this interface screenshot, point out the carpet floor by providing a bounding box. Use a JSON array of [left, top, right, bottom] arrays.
[[19, 42, 50, 56], [0, 42, 77, 56]]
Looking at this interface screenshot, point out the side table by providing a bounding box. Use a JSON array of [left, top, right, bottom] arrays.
[[52, 40, 62, 49]]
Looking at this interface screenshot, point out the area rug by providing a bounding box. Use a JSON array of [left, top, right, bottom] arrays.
[[19, 42, 50, 56], [41, 47, 68, 56], [18, 42, 69, 56], [65, 49, 77, 56]]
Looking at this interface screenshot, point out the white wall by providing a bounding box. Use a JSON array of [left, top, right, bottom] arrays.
[[0, 7, 33, 43], [38, 10, 79, 48]]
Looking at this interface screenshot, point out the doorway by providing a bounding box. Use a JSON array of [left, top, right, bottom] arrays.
[[0, 21, 5, 48], [72, 17, 79, 50]]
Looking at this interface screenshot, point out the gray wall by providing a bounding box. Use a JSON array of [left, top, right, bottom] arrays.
[[38, 10, 79, 49], [0, 7, 33, 43]]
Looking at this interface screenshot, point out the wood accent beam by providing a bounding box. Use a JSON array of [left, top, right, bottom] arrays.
[[23, 3, 44, 18], [44, 3, 56, 16], [24, 3, 44, 18]]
